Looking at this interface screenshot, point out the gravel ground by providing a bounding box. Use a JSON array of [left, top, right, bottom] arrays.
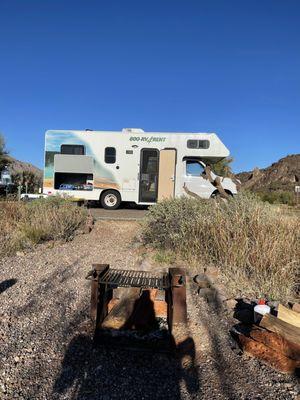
[[0, 220, 299, 400]]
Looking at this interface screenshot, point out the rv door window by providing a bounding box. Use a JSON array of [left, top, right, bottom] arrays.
[[105, 147, 116, 164], [61, 144, 85, 155], [186, 160, 205, 176]]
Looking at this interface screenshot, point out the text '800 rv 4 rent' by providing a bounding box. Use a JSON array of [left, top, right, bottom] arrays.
[[43, 128, 238, 209]]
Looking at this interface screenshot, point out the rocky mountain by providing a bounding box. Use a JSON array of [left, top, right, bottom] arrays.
[[0, 156, 43, 193], [236, 154, 300, 192], [5, 155, 43, 178]]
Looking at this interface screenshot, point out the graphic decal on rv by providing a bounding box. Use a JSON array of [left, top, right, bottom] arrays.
[[129, 136, 166, 143], [44, 131, 119, 190]]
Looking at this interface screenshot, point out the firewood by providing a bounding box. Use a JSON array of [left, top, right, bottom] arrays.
[[237, 333, 300, 373], [260, 313, 300, 347], [277, 304, 300, 328], [249, 328, 300, 360], [101, 287, 141, 329]]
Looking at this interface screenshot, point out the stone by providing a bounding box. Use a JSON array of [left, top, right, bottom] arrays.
[[205, 266, 219, 279], [194, 274, 210, 288], [224, 298, 237, 310], [292, 303, 300, 313], [84, 225, 92, 234], [198, 288, 217, 303]]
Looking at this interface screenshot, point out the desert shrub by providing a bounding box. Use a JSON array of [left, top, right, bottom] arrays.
[[257, 190, 296, 206], [142, 193, 300, 302], [0, 197, 88, 256]]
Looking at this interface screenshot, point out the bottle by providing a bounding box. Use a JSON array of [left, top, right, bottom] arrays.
[[254, 299, 270, 324]]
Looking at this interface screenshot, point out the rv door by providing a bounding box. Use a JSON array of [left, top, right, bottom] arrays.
[[157, 149, 176, 201]]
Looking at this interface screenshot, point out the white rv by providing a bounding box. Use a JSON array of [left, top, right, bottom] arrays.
[[43, 128, 238, 209]]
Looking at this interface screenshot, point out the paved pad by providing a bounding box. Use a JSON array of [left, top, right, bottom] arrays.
[[90, 207, 148, 221]]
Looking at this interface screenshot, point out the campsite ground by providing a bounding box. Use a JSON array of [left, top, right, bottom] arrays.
[[0, 220, 299, 400]]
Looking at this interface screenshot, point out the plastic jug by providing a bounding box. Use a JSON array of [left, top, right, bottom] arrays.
[[254, 299, 270, 324]]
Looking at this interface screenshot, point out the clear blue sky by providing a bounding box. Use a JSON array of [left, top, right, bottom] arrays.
[[0, 0, 299, 172]]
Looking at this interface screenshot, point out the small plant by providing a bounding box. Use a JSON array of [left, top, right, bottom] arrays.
[[154, 250, 176, 264], [142, 193, 300, 303]]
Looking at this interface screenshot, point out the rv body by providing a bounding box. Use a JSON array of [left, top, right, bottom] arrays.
[[43, 128, 237, 208]]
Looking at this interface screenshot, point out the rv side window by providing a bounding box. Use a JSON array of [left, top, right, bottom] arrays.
[[187, 140, 198, 149], [198, 140, 210, 149], [61, 144, 85, 155], [186, 160, 205, 176], [187, 140, 210, 149], [105, 147, 116, 164]]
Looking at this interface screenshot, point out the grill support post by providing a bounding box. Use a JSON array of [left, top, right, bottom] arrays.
[[90, 264, 110, 326], [168, 267, 188, 340]]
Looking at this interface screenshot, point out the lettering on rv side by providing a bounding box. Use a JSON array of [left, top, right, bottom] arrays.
[[129, 136, 166, 143]]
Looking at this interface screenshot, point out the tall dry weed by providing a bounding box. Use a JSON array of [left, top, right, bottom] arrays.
[[0, 197, 88, 257], [142, 193, 300, 302]]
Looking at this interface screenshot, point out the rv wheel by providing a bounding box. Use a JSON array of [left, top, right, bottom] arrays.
[[100, 190, 121, 210]]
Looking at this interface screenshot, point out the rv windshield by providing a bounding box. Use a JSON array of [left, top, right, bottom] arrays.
[[186, 160, 205, 176]]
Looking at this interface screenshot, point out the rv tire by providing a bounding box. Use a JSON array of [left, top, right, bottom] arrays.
[[211, 190, 233, 200], [100, 190, 121, 210]]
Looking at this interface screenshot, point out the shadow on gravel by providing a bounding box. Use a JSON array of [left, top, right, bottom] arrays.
[[0, 278, 17, 294], [191, 280, 238, 399], [16, 256, 85, 316], [53, 291, 199, 400], [53, 333, 199, 400]]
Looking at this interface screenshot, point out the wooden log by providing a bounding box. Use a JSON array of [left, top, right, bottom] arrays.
[[277, 304, 300, 328], [153, 300, 168, 318], [101, 287, 140, 329], [122, 289, 159, 330], [260, 313, 300, 347], [107, 298, 168, 318], [102, 288, 161, 330], [237, 333, 300, 373], [249, 328, 300, 360]]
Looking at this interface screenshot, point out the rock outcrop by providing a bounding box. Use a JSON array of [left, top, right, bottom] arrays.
[[236, 154, 300, 191]]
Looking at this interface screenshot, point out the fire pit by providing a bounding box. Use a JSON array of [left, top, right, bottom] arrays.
[[86, 264, 188, 352]]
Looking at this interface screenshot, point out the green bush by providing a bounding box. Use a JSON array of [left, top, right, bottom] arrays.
[[257, 190, 296, 206], [142, 193, 300, 302]]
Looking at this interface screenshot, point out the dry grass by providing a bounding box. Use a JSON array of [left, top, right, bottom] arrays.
[[0, 197, 88, 257], [142, 193, 300, 302]]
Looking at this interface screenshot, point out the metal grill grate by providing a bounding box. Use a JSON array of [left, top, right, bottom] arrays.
[[98, 269, 170, 289]]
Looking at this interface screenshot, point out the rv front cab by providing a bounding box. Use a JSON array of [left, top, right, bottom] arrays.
[[183, 159, 238, 199]]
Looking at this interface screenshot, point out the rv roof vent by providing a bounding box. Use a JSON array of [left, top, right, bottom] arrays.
[[122, 128, 144, 134]]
